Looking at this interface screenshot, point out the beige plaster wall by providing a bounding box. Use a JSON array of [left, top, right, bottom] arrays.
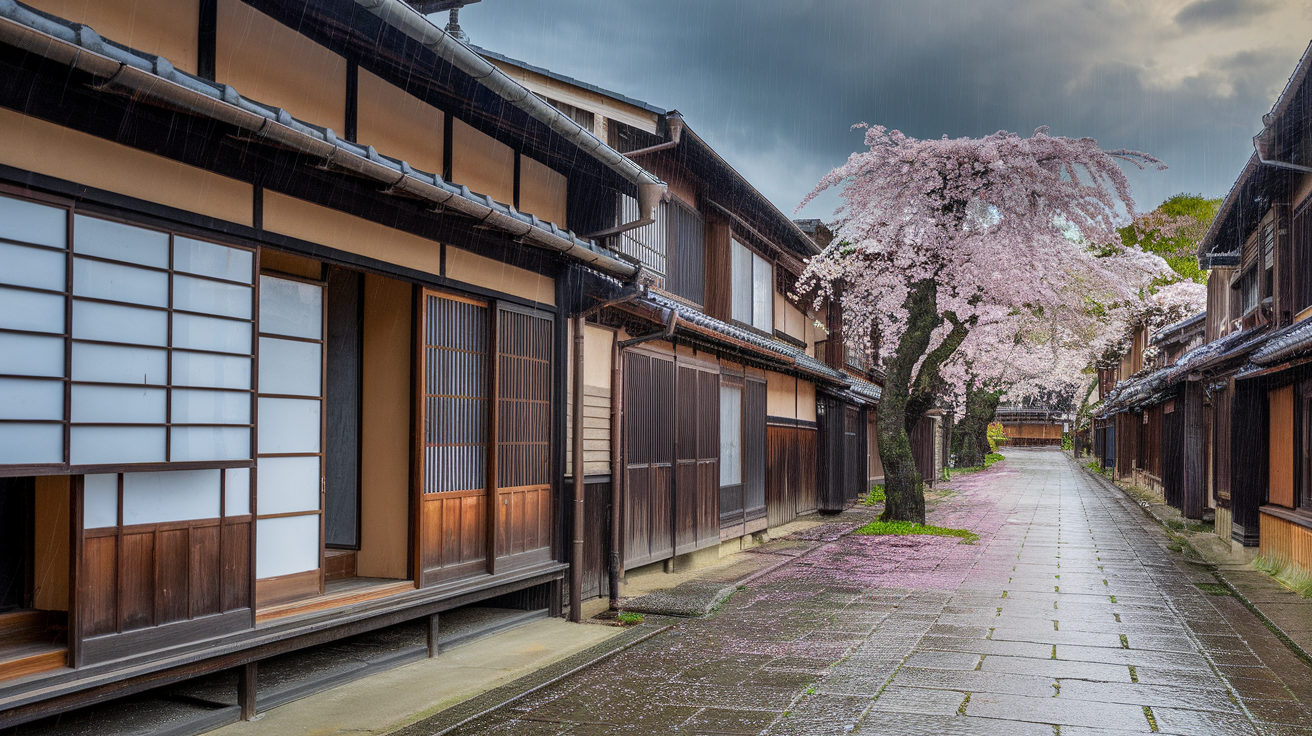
[[445, 246, 555, 306], [263, 192, 443, 276], [797, 380, 817, 422], [0, 107, 253, 226], [26, 0, 200, 74], [451, 119, 515, 206], [518, 155, 567, 227], [766, 371, 797, 419], [357, 274, 412, 579], [216, 0, 346, 133], [357, 69, 444, 177]]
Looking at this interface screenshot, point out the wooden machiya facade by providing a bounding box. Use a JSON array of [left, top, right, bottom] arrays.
[[482, 49, 884, 597], [0, 0, 676, 725]]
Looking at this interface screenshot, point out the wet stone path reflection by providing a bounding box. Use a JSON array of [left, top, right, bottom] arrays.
[[441, 449, 1312, 735]]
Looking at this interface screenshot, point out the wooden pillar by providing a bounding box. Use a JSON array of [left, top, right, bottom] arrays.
[[1230, 378, 1268, 546], [1181, 382, 1207, 520], [426, 613, 440, 658], [570, 312, 585, 623], [237, 661, 258, 721]]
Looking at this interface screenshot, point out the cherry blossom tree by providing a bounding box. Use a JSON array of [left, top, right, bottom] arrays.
[[799, 126, 1168, 524]]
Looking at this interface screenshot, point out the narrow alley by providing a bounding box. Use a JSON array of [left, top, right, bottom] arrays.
[[416, 449, 1312, 736]]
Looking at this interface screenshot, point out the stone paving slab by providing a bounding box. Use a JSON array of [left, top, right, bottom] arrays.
[[412, 449, 1312, 735]]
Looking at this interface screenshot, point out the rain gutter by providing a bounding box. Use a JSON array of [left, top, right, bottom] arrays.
[[352, 0, 666, 231], [1254, 127, 1312, 174], [0, 0, 644, 281]]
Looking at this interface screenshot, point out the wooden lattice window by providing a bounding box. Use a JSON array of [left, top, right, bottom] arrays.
[[496, 306, 553, 488], [423, 294, 489, 494]]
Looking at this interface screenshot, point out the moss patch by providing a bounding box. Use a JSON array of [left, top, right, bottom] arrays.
[[1254, 554, 1312, 598], [861, 485, 886, 506], [952, 453, 1005, 476], [853, 520, 979, 544]]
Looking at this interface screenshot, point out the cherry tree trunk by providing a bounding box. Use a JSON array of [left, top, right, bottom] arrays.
[[952, 386, 1000, 468], [877, 280, 941, 525]]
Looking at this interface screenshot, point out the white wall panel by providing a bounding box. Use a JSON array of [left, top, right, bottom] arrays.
[[256, 456, 320, 515], [258, 276, 322, 339], [225, 467, 251, 516], [173, 313, 252, 354], [0, 334, 64, 377], [257, 337, 321, 396], [174, 237, 253, 283], [0, 286, 65, 334], [73, 258, 168, 307], [71, 426, 166, 465], [256, 515, 320, 578], [170, 426, 250, 462], [0, 195, 66, 248], [0, 423, 62, 464], [71, 384, 165, 424], [122, 469, 221, 525], [83, 474, 119, 529], [256, 398, 321, 454], [0, 242, 66, 291], [72, 343, 167, 385], [172, 351, 252, 390], [72, 215, 168, 268], [72, 300, 167, 346], [0, 378, 64, 420], [173, 275, 252, 319]]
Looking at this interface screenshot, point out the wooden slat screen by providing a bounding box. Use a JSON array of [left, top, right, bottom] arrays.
[[666, 201, 705, 306], [1269, 384, 1295, 508], [424, 295, 488, 494], [1214, 388, 1231, 501], [743, 378, 767, 524], [497, 308, 552, 488], [623, 352, 676, 567], [1301, 380, 1312, 510]]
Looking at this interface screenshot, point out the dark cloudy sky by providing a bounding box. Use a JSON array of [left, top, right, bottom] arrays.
[[452, 0, 1312, 218]]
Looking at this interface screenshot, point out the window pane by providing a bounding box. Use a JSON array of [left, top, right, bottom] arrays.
[[256, 514, 320, 578], [71, 385, 166, 424], [0, 195, 66, 248], [173, 275, 252, 319], [256, 456, 320, 515], [72, 300, 167, 346], [170, 388, 251, 424], [0, 333, 65, 377], [72, 258, 168, 307], [174, 237, 253, 283], [0, 286, 65, 334], [258, 337, 321, 396], [0, 423, 63, 464], [225, 467, 251, 516], [84, 474, 118, 528], [259, 276, 322, 339], [71, 425, 165, 465], [720, 384, 742, 485], [73, 215, 169, 268], [257, 397, 321, 454], [173, 313, 252, 354], [0, 378, 64, 420], [752, 252, 773, 332], [170, 426, 250, 462], [731, 240, 753, 324], [0, 242, 66, 291], [122, 469, 221, 525], [172, 351, 251, 389], [72, 343, 167, 385]]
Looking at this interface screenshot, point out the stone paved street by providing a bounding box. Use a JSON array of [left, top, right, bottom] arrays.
[[431, 449, 1312, 735]]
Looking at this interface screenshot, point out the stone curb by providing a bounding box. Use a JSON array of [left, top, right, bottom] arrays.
[[1074, 458, 1312, 667]]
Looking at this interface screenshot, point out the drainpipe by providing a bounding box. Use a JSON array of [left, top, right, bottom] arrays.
[[570, 314, 585, 622], [616, 309, 679, 349], [609, 336, 623, 610], [1254, 128, 1312, 173], [620, 112, 685, 158]]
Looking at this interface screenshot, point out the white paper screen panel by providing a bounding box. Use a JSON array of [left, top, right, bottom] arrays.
[[720, 385, 742, 485], [257, 398, 321, 454], [71, 426, 165, 465], [83, 474, 119, 529], [258, 338, 322, 396], [173, 275, 252, 319], [72, 215, 169, 268], [0, 424, 62, 464], [0, 378, 63, 420], [173, 313, 252, 354], [70, 385, 166, 424], [0, 242, 66, 291], [256, 515, 320, 578], [172, 352, 251, 390], [0, 195, 66, 248], [225, 467, 251, 516], [171, 389, 251, 424], [258, 276, 322, 339], [0, 287, 65, 334], [72, 258, 169, 308], [72, 343, 167, 385], [72, 300, 168, 346], [122, 469, 221, 525], [0, 333, 64, 378], [174, 237, 253, 283], [256, 456, 320, 515], [171, 426, 250, 462]]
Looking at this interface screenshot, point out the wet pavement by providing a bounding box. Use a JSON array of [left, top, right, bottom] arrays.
[[431, 448, 1312, 735]]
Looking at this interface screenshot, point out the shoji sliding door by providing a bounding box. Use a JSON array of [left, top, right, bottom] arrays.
[[255, 274, 325, 606]]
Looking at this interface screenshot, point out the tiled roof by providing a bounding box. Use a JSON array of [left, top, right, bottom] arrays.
[[1251, 318, 1312, 366]]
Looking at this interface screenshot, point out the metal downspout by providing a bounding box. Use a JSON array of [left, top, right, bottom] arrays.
[[609, 336, 623, 610], [570, 314, 586, 622], [618, 112, 685, 158]]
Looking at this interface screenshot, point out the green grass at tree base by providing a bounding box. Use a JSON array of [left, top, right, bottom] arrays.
[[853, 519, 980, 544]]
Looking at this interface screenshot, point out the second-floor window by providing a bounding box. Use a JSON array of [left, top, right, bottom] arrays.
[[731, 239, 772, 332], [614, 194, 667, 287]]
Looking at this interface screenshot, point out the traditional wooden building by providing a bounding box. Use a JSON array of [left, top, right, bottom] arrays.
[[0, 0, 672, 725], [995, 406, 1067, 447]]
